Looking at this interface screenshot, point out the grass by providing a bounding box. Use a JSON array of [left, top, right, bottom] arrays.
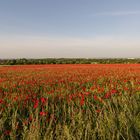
[[0, 64, 140, 140], [1, 93, 140, 140]]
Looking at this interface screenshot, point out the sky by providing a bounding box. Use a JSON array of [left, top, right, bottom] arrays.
[[0, 0, 140, 58]]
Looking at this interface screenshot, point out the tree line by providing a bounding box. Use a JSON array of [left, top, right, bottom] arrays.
[[0, 58, 140, 65]]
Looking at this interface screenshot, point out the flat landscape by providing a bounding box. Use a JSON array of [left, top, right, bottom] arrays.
[[1, 0, 140, 139], [0, 64, 140, 139]]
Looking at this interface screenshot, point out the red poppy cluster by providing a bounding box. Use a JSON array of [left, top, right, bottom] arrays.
[[0, 64, 140, 123]]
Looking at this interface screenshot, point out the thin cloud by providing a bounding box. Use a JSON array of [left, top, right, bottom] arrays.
[[93, 11, 140, 16]]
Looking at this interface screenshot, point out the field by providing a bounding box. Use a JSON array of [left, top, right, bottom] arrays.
[[0, 64, 140, 140]]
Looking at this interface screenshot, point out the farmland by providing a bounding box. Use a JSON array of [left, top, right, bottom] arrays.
[[0, 64, 140, 140]]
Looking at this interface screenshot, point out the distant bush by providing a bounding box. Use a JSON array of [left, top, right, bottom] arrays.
[[0, 58, 140, 65]]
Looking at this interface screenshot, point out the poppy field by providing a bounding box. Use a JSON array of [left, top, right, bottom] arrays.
[[0, 64, 140, 140]]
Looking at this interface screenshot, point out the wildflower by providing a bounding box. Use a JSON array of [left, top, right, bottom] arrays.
[[80, 95, 85, 106], [104, 92, 111, 99], [40, 97, 46, 104], [84, 92, 90, 96], [93, 95, 98, 100], [4, 130, 11, 135], [29, 116, 33, 121], [0, 99, 3, 104], [40, 111, 47, 116], [110, 89, 117, 94], [80, 99, 84, 106], [82, 87, 86, 91], [96, 109, 101, 113], [124, 87, 129, 91], [14, 96, 18, 101], [34, 99, 39, 109]]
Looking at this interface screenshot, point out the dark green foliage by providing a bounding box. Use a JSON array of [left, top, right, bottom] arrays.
[[0, 58, 140, 65]]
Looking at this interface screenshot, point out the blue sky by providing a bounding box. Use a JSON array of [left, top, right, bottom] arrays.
[[0, 0, 140, 58]]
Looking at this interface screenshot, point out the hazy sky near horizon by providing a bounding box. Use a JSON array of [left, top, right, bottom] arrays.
[[0, 0, 140, 58]]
